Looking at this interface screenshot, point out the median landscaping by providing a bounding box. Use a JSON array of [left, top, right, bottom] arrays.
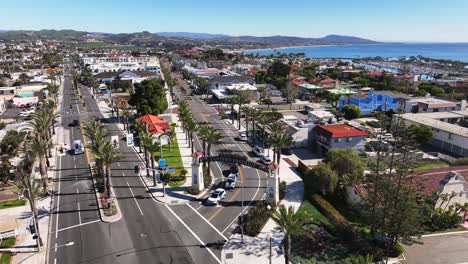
[[0, 199, 26, 210]]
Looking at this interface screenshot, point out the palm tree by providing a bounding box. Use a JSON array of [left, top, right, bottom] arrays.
[[242, 107, 251, 139], [250, 108, 261, 143], [236, 91, 250, 130], [83, 120, 107, 179], [205, 128, 222, 178], [139, 131, 153, 177], [225, 96, 237, 124], [46, 84, 59, 103], [70, 69, 79, 90], [121, 108, 131, 133], [272, 205, 305, 264], [94, 141, 119, 202], [257, 113, 271, 149], [133, 119, 148, 153], [197, 123, 210, 155], [185, 117, 198, 153], [14, 158, 46, 247], [26, 137, 51, 192], [145, 139, 160, 185], [269, 133, 293, 166]]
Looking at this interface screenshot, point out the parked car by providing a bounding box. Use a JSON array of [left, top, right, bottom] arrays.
[[281, 148, 293, 155], [206, 188, 226, 205], [70, 120, 80, 127], [225, 173, 237, 189], [252, 146, 264, 157], [260, 155, 272, 165]]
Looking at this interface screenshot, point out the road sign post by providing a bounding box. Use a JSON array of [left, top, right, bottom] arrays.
[[126, 133, 134, 147]]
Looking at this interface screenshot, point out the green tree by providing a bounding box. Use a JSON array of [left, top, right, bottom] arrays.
[[205, 128, 222, 178], [342, 104, 361, 120], [272, 205, 305, 264], [325, 148, 365, 187], [0, 81, 7, 87], [129, 79, 168, 116], [94, 141, 120, 202], [407, 124, 432, 145], [305, 162, 338, 196]]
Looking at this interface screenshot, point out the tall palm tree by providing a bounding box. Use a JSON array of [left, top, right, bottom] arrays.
[[225, 96, 237, 124], [139, 131, 153, 177], [205, 128, 222, 179], [145, 139, 160, 185], [197, 123, 210, 155], [70, 69, 79, 90], [94, 141, 119, 202], [257, 113, 271, 149], [250, 108, 261, 143], [46, 84, 59, 103], [83, 120, 107, 179], [133, 119, 148, 153], [26, 136, 51, 192], [242, 106, 252, 138], [14, 158, 46, 247], [236, 91, 250, 130], [185, 117, 198, 153], [269, 133, 293, 166], [272, 205, 305, 264], [121, 108, 131, 132]]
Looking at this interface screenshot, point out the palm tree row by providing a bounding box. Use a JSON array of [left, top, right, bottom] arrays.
[[83, 120, 119, 203]]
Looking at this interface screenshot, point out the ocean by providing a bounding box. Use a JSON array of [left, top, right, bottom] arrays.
[[244, 43, 468, 63]]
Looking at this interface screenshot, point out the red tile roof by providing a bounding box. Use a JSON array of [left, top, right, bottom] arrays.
[[137, 114, 170, 135], [415, 166, 468, 196], [314, 124, 368, 139]]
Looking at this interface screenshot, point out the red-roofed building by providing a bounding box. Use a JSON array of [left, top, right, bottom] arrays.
[[311, 124, 369, 155], [346, 166, 468, 210], [137, 114, 170, 135]]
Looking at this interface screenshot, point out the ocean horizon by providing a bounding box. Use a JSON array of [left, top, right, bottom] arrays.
[[244, 43, 468, 63]]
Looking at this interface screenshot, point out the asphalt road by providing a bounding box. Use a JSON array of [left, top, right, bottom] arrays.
[[47, 64, 222, 264]]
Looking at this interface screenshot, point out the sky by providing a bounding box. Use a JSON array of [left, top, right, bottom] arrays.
[[1, 0, 468, 42]]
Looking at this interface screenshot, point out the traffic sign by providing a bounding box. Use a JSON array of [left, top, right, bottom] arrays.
[[159, 159, 166, 168], [126, 133, 134, 147], [165, 167, 176, 173]]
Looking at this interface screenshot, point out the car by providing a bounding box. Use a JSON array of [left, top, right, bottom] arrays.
[[73, 140, 84, 155], [70, 120, 80, 127], [260, 155, 272, 165], [206, 188, 226, 205], [230, 164, 239, 174], [225, 173, 237, 189], [252, 146, 264, 157], [238, 131, 247, 141], [281, 148, 293, 155]]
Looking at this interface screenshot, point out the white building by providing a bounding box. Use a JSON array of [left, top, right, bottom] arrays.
[[82, 54, 161, 74], [399, 111, 468, 157], [403, 96, 467, 113]]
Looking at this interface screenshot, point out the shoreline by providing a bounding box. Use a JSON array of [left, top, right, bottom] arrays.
[[240, 43, 389, 53]]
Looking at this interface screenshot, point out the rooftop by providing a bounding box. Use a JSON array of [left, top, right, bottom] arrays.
[[314, 123, 369, 139], [399, 111, 468, 138]]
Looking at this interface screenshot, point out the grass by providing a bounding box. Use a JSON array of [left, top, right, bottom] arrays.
[[414, 160, 450, 170], [0, 199, 26, 210], [155, 139, 186, 187], [0, 237, 16, 248], [0, 253, 11, 264], [297, 200, 330, 226]]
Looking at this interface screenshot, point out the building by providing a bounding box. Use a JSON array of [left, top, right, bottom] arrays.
[[339, 91, 411, 115], [281, 116, 313, 148], [297, 83, 321, 98], [137, 114, 170, 135], [402, 96, 467, 113], [82, 54, 161, 74], [311, 123, 369, 155], [210, 76, 255, 91], [399, 111, 468, 157], [308, 110, 335, 123], [95, 70, 158, 84], [346, 166, 468, 209]]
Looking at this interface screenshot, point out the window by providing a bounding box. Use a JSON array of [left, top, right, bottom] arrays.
[[423, 108, 427, 111], [448, 133, 453, 140], [335, 138, 340, 143], [346, 137, 352, 142]]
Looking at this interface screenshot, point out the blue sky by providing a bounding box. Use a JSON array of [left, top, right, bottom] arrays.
[[1, 0, 468, 42]]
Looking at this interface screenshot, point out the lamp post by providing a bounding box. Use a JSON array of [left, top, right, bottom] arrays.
[[267, 204, 272, 264], [239, 163, 244, 244]]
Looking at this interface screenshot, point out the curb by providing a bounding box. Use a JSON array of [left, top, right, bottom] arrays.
[[89, 164, 122, 223]]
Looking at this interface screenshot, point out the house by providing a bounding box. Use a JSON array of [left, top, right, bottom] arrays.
[[281, 116, 313, 148], [346, 166, 468, 209], [311, 123, 369, 155], [95, 70, 158, 83], [339, 91, 411, 115], [402, 96, 467, 113], [297, 83, 321, 98], [210, 76, 255, 91], [399, 111, 468, 157], [137, 114, 170, 135], [308, 110, 335, 123]]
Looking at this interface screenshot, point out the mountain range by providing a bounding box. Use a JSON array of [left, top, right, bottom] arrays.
[[0, 29, 378, 48]]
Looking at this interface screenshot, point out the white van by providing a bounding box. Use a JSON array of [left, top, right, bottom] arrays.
[[73, 140, 84, 155]]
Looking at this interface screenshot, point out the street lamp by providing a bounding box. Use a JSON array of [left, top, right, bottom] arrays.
[[267, 204, 272, 264]]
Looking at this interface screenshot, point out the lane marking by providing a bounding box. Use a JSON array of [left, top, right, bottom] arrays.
[[54, 258, 57, 264], [186, 203, 228, 241], [54, 243, 57, 253], [127, 181, 144, 216], [196, 205, 203, 210], [164, 204, 222, 264], [56, 220, 101, 233], [117, 162, 121, 167], [207, 166, 244, 222], [76, 188, 81, 225], [55, 156, 62, 239]]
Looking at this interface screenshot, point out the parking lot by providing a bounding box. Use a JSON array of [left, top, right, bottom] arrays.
[[0, 107, 28, 120]]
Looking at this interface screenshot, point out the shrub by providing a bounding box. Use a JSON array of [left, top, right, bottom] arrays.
[[311, 194, 357, 242], [453, 158, 468, 166], [0, 122, 6, 130], [389, 243, 404, 258], [279, 181, 286, 200], [243, 200, 275, 236], [187, 187, 200, 195]]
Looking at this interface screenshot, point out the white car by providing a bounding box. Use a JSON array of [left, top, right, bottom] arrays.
[[238, 131, 248, 141], [206, 188, 226, 205], [252, 146, 264, 157], [73, 140, 84, 155], [260, 155, 272, 165], [225, 173, 237, 189]]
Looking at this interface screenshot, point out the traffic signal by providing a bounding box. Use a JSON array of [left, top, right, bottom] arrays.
[[134, 165, 140, 173]]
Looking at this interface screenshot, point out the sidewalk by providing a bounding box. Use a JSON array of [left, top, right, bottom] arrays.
[[221, 119, 304, 264]]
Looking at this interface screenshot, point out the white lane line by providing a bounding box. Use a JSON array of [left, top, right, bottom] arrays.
[[126, 181, 144, 216], [73, 156, 75, 162], [117, 162, 121, 167], [54, 243, 57, 253], [221, 168, 262, 234], [56, 219, 101, 233], [164, 204, 222, 264], [76, 188, 81, 225], [54, 258, 57, 264], [55, 156, 62, 239], [186, 203, 228, 241], [196, 205, 203, 210]]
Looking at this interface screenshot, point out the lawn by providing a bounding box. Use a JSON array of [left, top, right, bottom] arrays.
[[154, 138, 186, 187], [0, 253, 11, 264], [0, 237, 16, 248], [0, 199, 26, 210], [414, 160, 450, 170], [297, 200, 330, 226]]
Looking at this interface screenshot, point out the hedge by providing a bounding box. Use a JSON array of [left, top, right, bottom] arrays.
[[311, 194, 357, 242]]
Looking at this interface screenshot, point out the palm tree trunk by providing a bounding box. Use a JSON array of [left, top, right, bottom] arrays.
[[105, 166, 111, 201], [151, 153, 156, 183], [284, 235, 291, 264], [144, 148, 150, 177], [40, 159, 47, 191], [202, 140, 207, 168], [190, 132, 194, 153], [277, 150, 281, 167], [29, 200, 43, 247], [231, 103, 234, 124], [207, 145, 211, 179], [238, 104, 242, 130], [245, 116, 249, 138]]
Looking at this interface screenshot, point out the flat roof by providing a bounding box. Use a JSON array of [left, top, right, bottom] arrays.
[[400, 112, 468, 138]]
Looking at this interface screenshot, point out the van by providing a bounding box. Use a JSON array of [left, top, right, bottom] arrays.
[[73, 140, 84, 155]]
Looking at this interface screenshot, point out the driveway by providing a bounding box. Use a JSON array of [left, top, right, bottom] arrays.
[[404, 232, 468, 264]]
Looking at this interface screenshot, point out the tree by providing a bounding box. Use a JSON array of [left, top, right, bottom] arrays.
[[285, 80, 297, 110], [324, 92, 341, 109], [26, 137, 51, 192], [305, 162, 338, 196], [94, 141, 120, 202], [185, 118, 198, 153], [205, 128, 222, 178], [129, 79, 168, 116], [46, 84, 59, 103], [70, 69, 79, 90], [342, 104, 361, 120], [272, 205, 305, 264], [407, 124, 432, 145], [268, 61, 290, 78], [235, 91, 250, 130], [269, 132, 293, 166], [324, 148, 365, 188]]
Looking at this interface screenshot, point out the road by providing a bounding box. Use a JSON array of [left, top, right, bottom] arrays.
[[47, 63, 224, 264]]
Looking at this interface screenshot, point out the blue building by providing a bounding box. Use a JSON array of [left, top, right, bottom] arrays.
[[339, 91, 410, 114]]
